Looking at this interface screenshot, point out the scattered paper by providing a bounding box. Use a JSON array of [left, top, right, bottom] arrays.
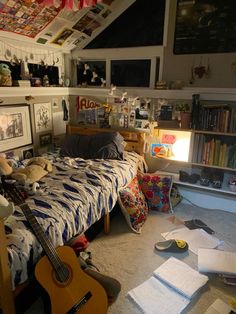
[[128, 257, 208, 314], [161, 227, 222, 255], [198, 249, 236, 275], [153, 257, 208, 299], [128, 276, 190, 314], [204, 298, 235, 314]]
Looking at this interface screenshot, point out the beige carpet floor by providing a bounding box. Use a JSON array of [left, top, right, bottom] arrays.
[[25, 202, 236, 314]]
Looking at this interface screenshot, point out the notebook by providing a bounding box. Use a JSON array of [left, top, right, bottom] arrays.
[[128, 257, 208, 314]]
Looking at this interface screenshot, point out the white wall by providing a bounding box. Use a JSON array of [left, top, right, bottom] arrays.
[[163, 0, 236, 88]]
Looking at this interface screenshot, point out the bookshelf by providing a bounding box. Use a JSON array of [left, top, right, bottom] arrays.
[[152, 92, 236, 197]]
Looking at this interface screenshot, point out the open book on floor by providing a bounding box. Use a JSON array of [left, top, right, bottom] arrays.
[[128, 257, 208, 314]]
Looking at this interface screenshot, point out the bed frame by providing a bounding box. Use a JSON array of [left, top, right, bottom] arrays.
[[0, 124, 148, 314], [66, 124, 148, 156]]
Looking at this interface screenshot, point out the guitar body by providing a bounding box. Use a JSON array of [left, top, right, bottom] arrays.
[[35, 246, 108, 314]]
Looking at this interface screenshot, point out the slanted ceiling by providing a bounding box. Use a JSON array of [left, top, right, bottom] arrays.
[[0, 0, 135, 52]]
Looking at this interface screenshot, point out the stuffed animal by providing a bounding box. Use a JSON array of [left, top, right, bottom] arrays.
[[0, 156, 13, 176], [0, 194, 14, 219], [11, 156, 53, 185], [0, 63, 12, 87]]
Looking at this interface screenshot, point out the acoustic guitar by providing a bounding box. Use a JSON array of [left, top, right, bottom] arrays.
[[2, 178, 108, 314]]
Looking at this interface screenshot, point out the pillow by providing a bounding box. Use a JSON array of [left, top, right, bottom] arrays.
[[118, 176, 149, 233], [60, 132, 124, 160], [137, 172, 173, 213]]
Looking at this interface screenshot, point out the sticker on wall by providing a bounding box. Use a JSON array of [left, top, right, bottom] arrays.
[[34, 102, 52, 133]]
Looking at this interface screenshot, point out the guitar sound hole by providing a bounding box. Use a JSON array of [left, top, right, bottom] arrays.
[[55, 263, 70, 283]]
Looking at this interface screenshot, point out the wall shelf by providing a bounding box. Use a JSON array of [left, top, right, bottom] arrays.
[[0, 87, 69, 97], [1, 86, 236, 100]]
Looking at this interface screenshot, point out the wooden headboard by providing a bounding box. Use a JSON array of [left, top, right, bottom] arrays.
[[66, 125, 148, 156]]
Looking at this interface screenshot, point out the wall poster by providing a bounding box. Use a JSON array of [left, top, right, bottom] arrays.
[[174, 0, 236, 54]]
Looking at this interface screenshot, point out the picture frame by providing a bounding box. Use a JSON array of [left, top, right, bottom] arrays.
[[39, 133, 52, 147], [34, 102, 52, 133], [0, 104, 32, 152], [22, 147, 34, 160]]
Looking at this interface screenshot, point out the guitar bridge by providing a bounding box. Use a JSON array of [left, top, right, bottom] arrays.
[[67, 291, 92, 313]]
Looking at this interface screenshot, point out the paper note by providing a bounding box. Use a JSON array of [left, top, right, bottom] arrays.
[[204, 298, 235, 314], [128, 257, 209, 314], [161, 227, 222, 255], [198, 249, 236, 275], [128, 276, 190, 314], [153, 257, 208, 299]]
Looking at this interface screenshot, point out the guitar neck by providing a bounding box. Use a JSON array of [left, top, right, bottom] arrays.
[[20, 203, 63, 271]]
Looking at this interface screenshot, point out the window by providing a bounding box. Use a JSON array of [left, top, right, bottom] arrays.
[[111, 59, 151, 87]]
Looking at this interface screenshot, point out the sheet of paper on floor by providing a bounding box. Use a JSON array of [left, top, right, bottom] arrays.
[[128, 276, 190, 314], [128, 257, 208, 314], [161, 227, 223, 255], [198, 249, 236, 275], [204, 298, 235, 314]]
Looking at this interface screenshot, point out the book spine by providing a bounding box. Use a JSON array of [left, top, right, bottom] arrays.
[[191, 94, 200, 130]]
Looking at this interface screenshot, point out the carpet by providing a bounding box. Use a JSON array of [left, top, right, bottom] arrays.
[[24, 202, 236, 314]]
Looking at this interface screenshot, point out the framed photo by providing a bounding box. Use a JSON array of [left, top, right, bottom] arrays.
[[0, 104, 32, 152], [39, 133, 52, 147], [34, 102, 52, 133], [22, 147, 34, 160]]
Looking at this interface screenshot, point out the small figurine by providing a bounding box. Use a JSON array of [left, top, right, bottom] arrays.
[[0, 63, 12, 86]]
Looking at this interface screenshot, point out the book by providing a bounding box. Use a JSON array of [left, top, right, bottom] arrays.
[[128, 257, 208, 314], [198, 249, 236, 275]]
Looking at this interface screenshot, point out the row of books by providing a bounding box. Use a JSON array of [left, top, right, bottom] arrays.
[[192, 134, 236, 168], [194, 105, 236, 133], [192, 100, 236, 133]]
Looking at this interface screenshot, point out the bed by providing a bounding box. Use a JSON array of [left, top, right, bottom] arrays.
[[0, 125, 148, 314]]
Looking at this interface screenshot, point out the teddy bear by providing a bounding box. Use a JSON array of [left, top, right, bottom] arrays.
[[11, 156, 53, 185], [0, 63, 12, 87], [0, 156, 13, 176], [0, 194, 14, 220]]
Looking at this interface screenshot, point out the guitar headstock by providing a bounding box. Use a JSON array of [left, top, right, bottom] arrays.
[[1, 176, 26, 206]]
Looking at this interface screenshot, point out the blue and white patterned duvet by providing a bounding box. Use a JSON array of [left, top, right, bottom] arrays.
[[4, 151, 145, 289]]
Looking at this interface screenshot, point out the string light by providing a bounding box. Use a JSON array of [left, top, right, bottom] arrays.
[[0, 39, 62, 66]]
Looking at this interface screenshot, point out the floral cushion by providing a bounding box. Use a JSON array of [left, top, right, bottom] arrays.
[[137, 173, 173, 212], [118, 176, 149, 233]]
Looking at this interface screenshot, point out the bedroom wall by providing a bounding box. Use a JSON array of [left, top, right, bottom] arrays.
[[162, 0, 236, 88], [0, 94, 69, 159]]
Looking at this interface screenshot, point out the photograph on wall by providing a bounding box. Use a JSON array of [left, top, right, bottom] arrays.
[[51, 28, 74, 46], [34, 102, 52, 133], [22, 147, 34, 160], [150, 143, 173, 158], [39, 133, 52, 147], [0, 104, 32, 151], [72, 11, 101, 36], [174, 0, 236, 54]]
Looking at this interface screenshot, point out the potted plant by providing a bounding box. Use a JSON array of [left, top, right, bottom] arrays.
[[175, 103, 191, 129]]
